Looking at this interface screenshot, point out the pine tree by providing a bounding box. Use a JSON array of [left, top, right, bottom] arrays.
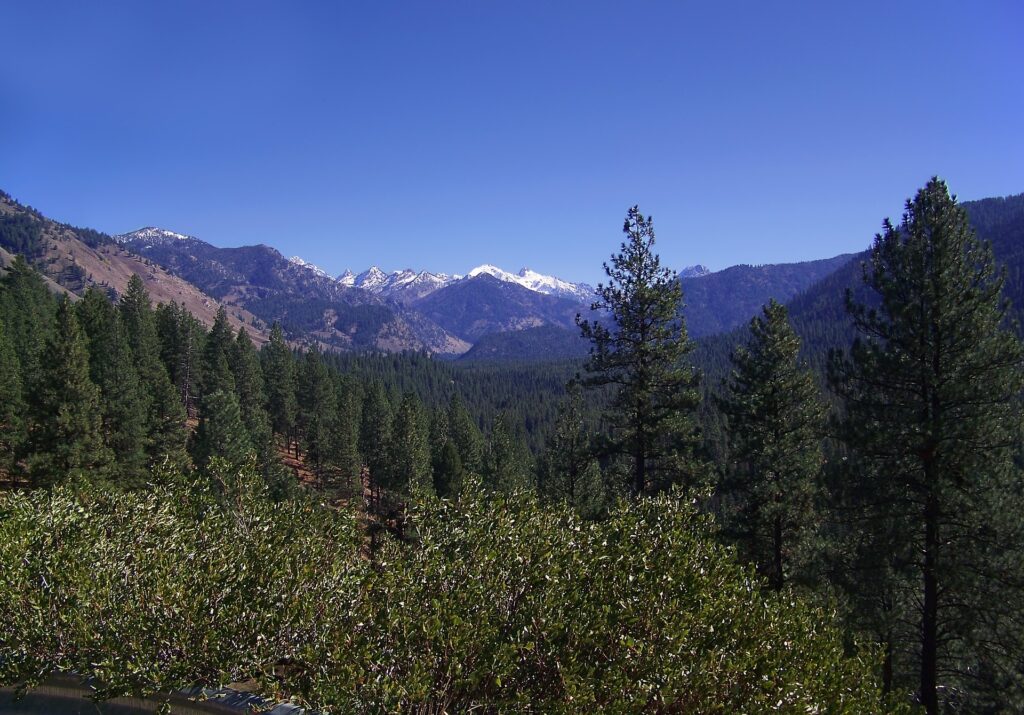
[[191, 389, 254, 474], [298, 345, 337, 483], [433, 440, 464, 499], [536, 383, 606, 517], [829, 179, 1024, 712], [429, 409, 464, 498], [390, 392, 433, 496], [482, 412, 532, 493], [77, 288, 148, 488], [202, 306, 236, 400], [329, 375, 363, 491], [577, 206, 705, 497], [154, 301, 204, 417], [717, 299, 825, 590], [0, 256, 54, 395], [261, 323, 297, 452], [360, 381, 393, 501], [447, 393, 484, 475], [118, 275, 188, 470], [27, 297, 112, 487], [0, 316, 26, 480], [229, 327, 270, 444]]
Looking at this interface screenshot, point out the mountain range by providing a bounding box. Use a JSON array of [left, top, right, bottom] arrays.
[[4, 187, 1022, 360]]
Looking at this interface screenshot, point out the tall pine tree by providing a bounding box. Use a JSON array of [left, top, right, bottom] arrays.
[[0, 315, 26, 480], [201, 306, 236, 400], [0, 256, 54, 396], [360, 381, 394, 505], [298, 345, 337, 484], [27, 297, 112, 487], [329, 375, 363, 491], [829, 179, 1024, 712], [390, 392, 433, 496], [154, 301, 204, 417], [118, 275, 188, 470], [261, 323, 298, 453], [77, 288, 149, 488], [577, 206, 705, 497], [718, 299, 825, 590]]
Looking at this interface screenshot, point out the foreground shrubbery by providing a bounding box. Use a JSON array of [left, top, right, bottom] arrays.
[[0, 469, 900, 713]]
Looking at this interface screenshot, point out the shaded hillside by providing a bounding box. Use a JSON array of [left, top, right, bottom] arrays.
[[460, 325, 590, 362], [117, 228, 468, 355], [0, 191, 264, 338], [698, 192, 1024, 384], [681, 254, 856, 337], [413, 274, 584, 342]]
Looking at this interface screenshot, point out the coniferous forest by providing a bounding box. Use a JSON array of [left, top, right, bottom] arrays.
[[2, 178, 1024, 713]]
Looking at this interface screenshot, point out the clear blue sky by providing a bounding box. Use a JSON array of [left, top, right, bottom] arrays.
[[2, 1, 1022, 284]]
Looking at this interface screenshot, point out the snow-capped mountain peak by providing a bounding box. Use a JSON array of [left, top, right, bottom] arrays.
[[467, 264, 593, 302], [337, 262, 591, 303], [336, 269, 356, 286], [288, 256, 331, 280], [115, 226, 196, 245], [354, 266, 389, 290]]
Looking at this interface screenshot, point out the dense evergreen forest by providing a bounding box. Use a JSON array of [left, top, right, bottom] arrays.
[[2, 179, 1023, 712]]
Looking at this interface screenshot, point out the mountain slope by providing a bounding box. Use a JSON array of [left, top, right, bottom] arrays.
[[116, 228, 468, 354], [694, 192, 1024, 385], [466, 265, 594, 303], [413, 273, 585, 342], [0, 192, 265, 338], [680, 254, 856, 338], [459, 325, 589, 361], [346, 266, 457, 304]]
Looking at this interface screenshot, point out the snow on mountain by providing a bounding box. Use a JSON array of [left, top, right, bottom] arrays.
[[467, 264, 593, 302], [515, 267, 594, 302], [288, 255, 331, 280], [338, 263, 592, 302], [336, 269, 356, 286], [115, 226, 196, 246], [354, 266, 389, 291], [325, 262, 591, 303], [341, 267, 455, 303]]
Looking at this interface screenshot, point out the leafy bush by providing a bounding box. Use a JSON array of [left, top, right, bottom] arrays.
[[0, 466, 366, 704], [0, 471, 900, 713]]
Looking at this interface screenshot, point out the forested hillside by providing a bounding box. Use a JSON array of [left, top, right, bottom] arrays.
[[413, 272, 584, 341], [680, 253, 855, 337]]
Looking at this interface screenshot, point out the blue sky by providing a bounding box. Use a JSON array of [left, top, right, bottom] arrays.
[[2, 1, 1022, 285]]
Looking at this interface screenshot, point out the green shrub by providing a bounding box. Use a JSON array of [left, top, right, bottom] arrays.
[[0, 471, 900, 713]]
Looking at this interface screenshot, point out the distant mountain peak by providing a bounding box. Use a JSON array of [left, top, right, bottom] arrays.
[[115, 226, 196, 244], [466, 264, 593, 302], [680, 264, 712, 278], [354, 266, 389, 291], [288, 255, 331, 280], [336, 269, 356, 286]]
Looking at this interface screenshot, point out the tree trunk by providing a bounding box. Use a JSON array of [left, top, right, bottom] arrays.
[[633, 451, 645, 499], [882, 632, 893, 695], [920, 488, 939, 714], [772, 514, 784, 591]]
